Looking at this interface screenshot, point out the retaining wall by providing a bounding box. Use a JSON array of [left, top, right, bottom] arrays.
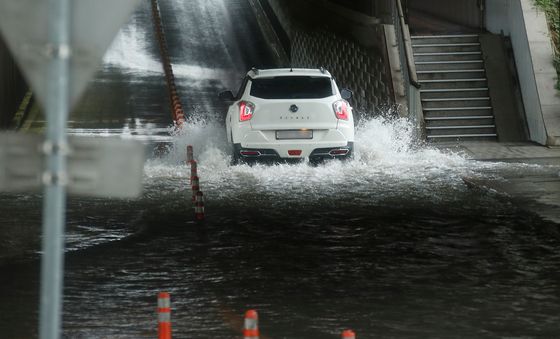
[[258, 0, 395, 115], [486, 0, 560, 145], [0, 36, 27, 129]]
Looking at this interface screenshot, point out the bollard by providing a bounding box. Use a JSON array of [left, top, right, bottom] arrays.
[[186, 145, 194, 164], [341, 329, 356, 339], [194, 191, 205, 221], [190, 161, 198, 184], [243, 310, 259, 339], [191, 176, 200, 202], [175, 110, 186, 123], [157, 292, 172, 339]]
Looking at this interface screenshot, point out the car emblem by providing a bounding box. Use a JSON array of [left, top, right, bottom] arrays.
[[289, 104, 299, 113]]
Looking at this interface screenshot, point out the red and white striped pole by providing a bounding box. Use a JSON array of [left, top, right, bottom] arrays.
[[190, 160, 198, 184], [157, 292, 172, 339], [341, 329, 356, 339], [243, 310, 259, 339], [186, 145, 194, 164], [194, 191, 205, 221], [191, 176, 200, 203]]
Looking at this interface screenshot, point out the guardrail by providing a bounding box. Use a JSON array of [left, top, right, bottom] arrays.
[[391, 0, 423, 136], [187, 145, 205, 221], [150, 0, 186, 128]]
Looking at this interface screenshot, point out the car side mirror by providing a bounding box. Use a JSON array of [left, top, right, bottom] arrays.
[[219, 90, 235, 102], [341, 88, 353, 100]]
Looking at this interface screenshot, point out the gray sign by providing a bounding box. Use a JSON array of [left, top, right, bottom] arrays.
[[0, 132, 145, 198]]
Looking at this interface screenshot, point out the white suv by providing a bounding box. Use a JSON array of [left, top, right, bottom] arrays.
[[220, 68, 355, 164]]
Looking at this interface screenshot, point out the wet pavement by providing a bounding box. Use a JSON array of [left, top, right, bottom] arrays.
[[1, 0, 560, 338]]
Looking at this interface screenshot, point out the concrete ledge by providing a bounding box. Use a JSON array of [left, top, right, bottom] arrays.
[[441, 140, 560, 224], [436, 141, 560, 164]]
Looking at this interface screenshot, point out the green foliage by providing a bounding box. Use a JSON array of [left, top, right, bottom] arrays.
[[534, 0, 559, 89]]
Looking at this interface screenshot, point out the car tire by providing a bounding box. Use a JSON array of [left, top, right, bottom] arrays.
[[231, 149, 240, 165]]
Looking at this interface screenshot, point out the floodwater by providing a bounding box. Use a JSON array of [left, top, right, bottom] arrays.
[[1, 0, 559, 338]]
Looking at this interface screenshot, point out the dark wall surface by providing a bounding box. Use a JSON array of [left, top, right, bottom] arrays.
[[406, 0, 483, 31], [259, 0, 395, 114], [0, 36, 27, 129], [329, 0, 375, 16]]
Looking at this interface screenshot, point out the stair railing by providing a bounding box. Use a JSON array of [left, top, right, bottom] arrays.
[[392, 0, 423, 136]]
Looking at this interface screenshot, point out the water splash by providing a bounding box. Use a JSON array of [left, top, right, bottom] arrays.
[[142, 115, 516, 207]]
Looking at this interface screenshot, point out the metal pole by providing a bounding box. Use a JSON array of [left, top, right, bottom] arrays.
[[40, 0, 70, 337]]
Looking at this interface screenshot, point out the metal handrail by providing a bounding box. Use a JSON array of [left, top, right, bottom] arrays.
[[391, 0, 424, 137], [396, 0, 420, 89]]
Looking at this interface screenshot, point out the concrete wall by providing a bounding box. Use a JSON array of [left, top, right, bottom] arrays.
[[407, 0, 483, 29], [0, 36, 27, 129], [486, 0, 560, 145], [258, 0, 395, 114]]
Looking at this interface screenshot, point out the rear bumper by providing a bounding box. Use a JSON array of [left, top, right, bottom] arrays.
[[235, 128, 354, 158], [234, 142, 354, 163]]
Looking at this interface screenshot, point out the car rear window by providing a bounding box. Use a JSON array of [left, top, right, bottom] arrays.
[[250, 76, 334, 99]]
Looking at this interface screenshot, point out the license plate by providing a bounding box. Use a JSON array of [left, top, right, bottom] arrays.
[[276, 130, 313, 140]]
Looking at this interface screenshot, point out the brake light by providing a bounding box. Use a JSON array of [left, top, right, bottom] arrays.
[[333, 100, 350, 120], [239, 101, 255, 122]]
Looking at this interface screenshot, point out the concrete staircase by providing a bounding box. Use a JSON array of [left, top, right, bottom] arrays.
[[411, 34, 498, 141]]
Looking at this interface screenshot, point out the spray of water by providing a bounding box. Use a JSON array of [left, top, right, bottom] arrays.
[[142, 114, 513, 207]]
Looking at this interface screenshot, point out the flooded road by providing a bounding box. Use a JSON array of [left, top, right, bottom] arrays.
[[1, 0, 560, 338]]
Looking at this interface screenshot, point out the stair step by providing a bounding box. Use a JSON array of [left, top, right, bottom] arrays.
[[412, 45, 482, 53], [424, 106, 492, 111], [415, 56, 483, 62], [419, 79, 488, 90], [420, 88, 489, 93], [426, 125, 496, 130], [427, 133, 497, 139], [414, 52, 482, 56], [417, 69, 486, 80], [422, 97, 490, 101], [411, 35, 479, 45], [425, 115, 494, 121], [416, 60, 484, 65], [420, 88, 490, 99], [412, 34, 479, 39], [425, 117, 495, 127], [422, 97, 491, 108], [415, 60, 484, 71], [412, 43, 480, 47], [417, 69, 484, 74], [420, 78, 487, 83]]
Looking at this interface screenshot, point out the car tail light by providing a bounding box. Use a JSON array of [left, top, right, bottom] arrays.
[[333, 100, 349, 120], [288, 150, 302, 156], [239, 101, 255, 122]]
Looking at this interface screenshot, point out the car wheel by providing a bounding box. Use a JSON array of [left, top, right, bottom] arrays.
[[231, 149, 240, 165]]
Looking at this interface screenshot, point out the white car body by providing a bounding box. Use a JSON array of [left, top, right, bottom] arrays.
[[224, 68, 355, 163]]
